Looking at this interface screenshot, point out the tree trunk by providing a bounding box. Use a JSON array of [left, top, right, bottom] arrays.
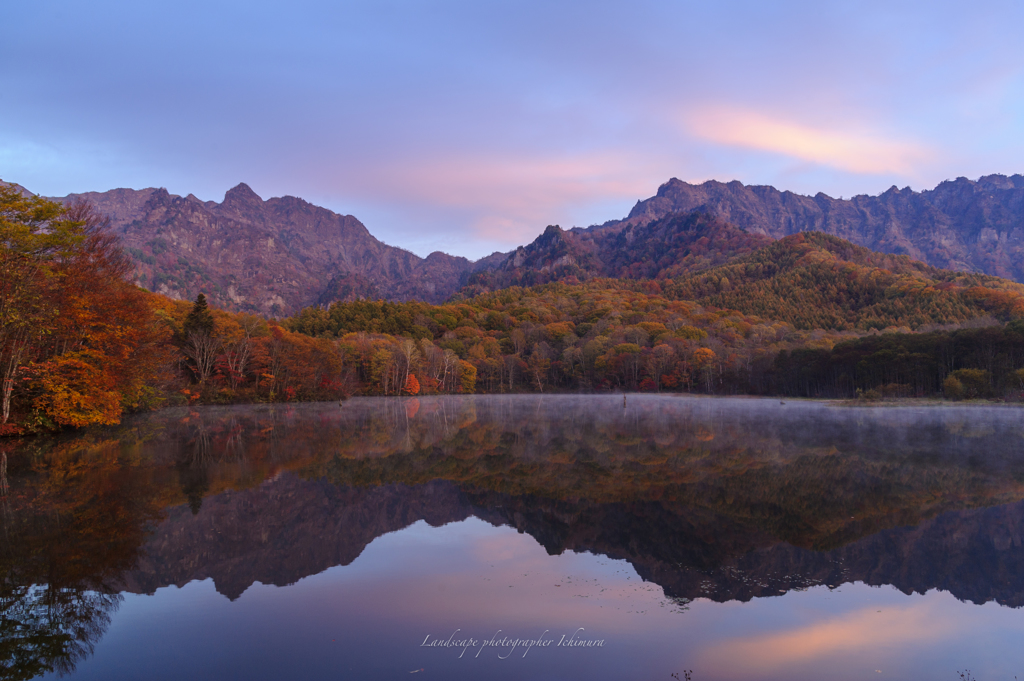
[[1, 377, 11, 425]]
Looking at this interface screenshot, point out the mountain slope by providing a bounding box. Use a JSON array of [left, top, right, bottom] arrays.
[[622, 174, 1024, 281], [463, 211, 771, 294], [656, 231, 1024, 330], [40, 172, 1024, 314], [58, 183, 474, 314]]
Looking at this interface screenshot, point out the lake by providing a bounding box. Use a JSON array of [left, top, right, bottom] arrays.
[[3, 395, 1024, 680]]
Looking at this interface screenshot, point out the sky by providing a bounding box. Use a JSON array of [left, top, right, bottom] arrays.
[[3, 1, 1024, 260]]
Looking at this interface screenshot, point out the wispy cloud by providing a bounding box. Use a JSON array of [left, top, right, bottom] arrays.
[[6, 1, 1022, 258], [687, 107, 936, 176], [323, 150, 664, 249], [697, 601, 961, 673]]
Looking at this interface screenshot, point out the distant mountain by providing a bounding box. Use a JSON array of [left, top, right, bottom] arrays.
[[456, 215, 1024, 332], [462, 212, 771, 295], [623, 174, 1024, 282], [33, 172, 1024, 314], [57, 183, 475, 314], [0, 180, 35, 198]]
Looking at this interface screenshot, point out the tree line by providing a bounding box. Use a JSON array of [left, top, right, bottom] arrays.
[[774, 322, 1024, 399], [287, 283, 1024, 400]]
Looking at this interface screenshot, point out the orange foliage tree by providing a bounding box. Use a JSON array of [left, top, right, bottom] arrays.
[[1, 188, 167, 430], [1, 184, 85, 427]]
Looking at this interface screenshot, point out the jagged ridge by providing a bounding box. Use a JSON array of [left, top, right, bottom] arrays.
[[58, 183, 474, 314]]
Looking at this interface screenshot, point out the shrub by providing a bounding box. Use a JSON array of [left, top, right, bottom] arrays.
[[943, 375, 965, 400], [862, 388, 882, 401], [948, 369, 991, 399]]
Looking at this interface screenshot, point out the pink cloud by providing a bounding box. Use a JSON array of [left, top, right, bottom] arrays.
[[686, 106, 937, 176], [696, 599, 964, 673], [318, 150, 672, 247]]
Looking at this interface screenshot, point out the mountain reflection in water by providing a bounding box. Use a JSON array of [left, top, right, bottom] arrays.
[[3, 395, 1024, 679]]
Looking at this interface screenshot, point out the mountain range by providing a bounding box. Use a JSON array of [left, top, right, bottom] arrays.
[[476, 173, 1024, 293], [58, 183, 477, 313], [37, 173, 1024, 315], [623, 174, 1024, 279]]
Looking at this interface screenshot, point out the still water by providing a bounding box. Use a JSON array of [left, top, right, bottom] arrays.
[[4, 395, 1024, 680]]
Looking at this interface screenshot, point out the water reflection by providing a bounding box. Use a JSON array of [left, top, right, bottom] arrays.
[[4, 395, 1024, 678], [0, 436, 162, 679], [0, 586, 120, 681]]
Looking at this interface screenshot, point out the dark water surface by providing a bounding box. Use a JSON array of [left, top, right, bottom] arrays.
[[4, 395, 1024, 680]]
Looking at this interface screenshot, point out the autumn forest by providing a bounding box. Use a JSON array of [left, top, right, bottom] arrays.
[[4, 184, 1024, 435]]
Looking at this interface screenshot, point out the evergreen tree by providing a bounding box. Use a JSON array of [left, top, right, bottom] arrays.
[[179, 294, 219, 384], [183, 293, 215, 338]]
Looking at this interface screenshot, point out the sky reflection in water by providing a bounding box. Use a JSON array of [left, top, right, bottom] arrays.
[[5, 395, 1024, 680], [64, 518, 1024, 681]]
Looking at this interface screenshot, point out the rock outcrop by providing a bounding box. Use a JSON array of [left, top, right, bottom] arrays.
[[59, 184, 474, 314], [623, 174, 1024, 282], [462, 212, 770, 293]]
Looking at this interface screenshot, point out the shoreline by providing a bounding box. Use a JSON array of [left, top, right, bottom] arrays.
[[5, 392, 1021, 440]]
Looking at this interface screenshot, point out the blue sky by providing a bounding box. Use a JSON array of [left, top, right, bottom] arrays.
[[3, 1, 1023, 259]]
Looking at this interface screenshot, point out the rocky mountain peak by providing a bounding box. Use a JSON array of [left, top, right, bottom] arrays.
[[46, 182, 477, 314], [220, 183, 264, 213], [148, 187, 173, 203], [977, 173, 1024, 190], [621, 174, 1024, 283], [0, 180, 35, 198], [538, 224, 565, 243]]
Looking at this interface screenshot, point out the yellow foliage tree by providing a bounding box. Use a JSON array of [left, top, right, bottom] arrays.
[[692, 347, 717, 393], [32, 354, 122, 427]]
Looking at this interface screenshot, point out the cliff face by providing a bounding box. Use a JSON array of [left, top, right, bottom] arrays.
[[58, 184, 474, 314], [624, 174, 1024, 282]]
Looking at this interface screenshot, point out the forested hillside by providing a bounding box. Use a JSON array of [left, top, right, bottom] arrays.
[[0, 186, 351, 433], [0, 185, 166, 432], [286, 272, 1024, 399], [656, 232, 1024, 330]]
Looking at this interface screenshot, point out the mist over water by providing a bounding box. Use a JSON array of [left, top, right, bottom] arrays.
[[4, 395, 1024, 680]]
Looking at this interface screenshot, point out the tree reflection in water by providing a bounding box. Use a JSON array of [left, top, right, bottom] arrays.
[[4, 395, 1024, 677], [0, 584, 120, 680], [0, 436, 163, 679]]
